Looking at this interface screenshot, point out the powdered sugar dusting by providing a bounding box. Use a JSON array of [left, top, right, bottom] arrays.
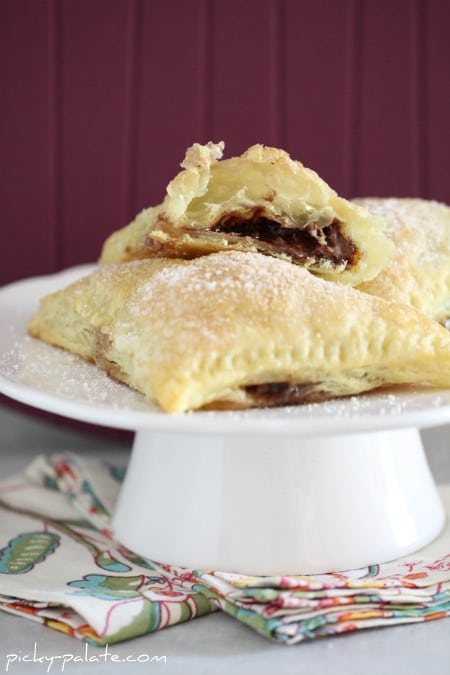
[[354, 197, 448, 234], [354, 198, 450, 321], [101, 251, 371, 373], [1, 258, 450, 429], [122, 250, 360, 321], [2, 334, 450, 425], [354, 197, 450, 260], [1, 334, 152, 411]]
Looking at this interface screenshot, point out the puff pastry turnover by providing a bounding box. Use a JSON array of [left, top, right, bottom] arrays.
[[354, 198, 450, 325], [100, 143, 392, 285], [28, 252, 450, 413]]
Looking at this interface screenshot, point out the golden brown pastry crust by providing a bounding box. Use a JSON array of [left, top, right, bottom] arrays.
[[354, 198, 450, 324], [100, 143, 392, 285], [28, 252, 450, 413]]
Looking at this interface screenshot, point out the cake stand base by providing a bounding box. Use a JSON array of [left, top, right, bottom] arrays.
[[112, 426, 445, 576]]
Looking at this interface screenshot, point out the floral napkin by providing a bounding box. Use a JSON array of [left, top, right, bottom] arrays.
[[0, 453, 449, 645]]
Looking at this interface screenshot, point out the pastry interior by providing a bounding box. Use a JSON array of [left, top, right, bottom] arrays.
[[100, 143, 392, 286]]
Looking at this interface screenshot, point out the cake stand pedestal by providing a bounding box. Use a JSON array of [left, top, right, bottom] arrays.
[[112, 426, 445, 575]]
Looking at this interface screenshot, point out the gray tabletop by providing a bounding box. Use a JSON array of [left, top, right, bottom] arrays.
[[0, 400, 449, 675]]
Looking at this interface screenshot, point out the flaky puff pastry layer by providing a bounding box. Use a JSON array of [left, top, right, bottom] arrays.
[[354, 198, 450, 325], [100, 143, 392, 285], [28, 252, 450, 413]]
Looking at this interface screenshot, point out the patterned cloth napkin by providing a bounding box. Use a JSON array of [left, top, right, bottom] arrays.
[[0, 453, 449, 645]]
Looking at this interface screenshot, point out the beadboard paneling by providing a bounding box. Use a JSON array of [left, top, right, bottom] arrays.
[[356, 0, 418, 197], [207, 0, 279, 155], [1, 0, 449, 285], [0, 1, 57, 283], [426, 0, 450, 202], [132, 0, 207, 212], [284, 0, 355, 195], [58, 0, 133, 269]]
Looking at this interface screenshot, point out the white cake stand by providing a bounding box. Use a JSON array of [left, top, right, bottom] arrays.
[[1, 266, 449, 575]]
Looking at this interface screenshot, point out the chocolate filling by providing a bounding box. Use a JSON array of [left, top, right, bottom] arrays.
[[244, 382, 329, 406], [210, 208, 357, 266]]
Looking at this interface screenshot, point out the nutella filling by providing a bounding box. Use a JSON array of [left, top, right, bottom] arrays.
[[244, 382, 328, 406], [210, 208, 357, 266]]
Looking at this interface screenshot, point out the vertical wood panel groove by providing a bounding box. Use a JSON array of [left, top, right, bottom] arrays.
[[48, 0, 62, 270], [285, 0, 358, 193], [208, 1, 276, 154], [425, 0, 449, 200], [349, 0, 363, 196], [201, 0, 214, 141], [420, 0, 429, 197], [123, 0, 140, 221], [411, 0, 428, 197], [197, 0, 207, 140], [343, 0, 357, 196], [272, 0, 286, 148]]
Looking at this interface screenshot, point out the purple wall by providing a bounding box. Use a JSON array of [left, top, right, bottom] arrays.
[[1, 0, 449, 286]]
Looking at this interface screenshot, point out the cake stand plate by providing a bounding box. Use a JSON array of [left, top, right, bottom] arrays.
[[1, 266, 449, 575]]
